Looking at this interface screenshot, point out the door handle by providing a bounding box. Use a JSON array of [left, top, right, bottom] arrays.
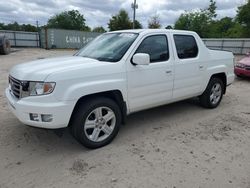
[[165, 70, 172, 74], [199, 65, 204, 69]]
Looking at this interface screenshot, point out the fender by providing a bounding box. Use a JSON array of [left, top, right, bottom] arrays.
[[61, 78, 127, 102], [202, 64, 227, 92]]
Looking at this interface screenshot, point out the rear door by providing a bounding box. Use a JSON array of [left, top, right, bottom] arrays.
[[171, 34, 204, 100]]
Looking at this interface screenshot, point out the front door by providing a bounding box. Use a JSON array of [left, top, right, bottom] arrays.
[[126, 34, 174, 113]]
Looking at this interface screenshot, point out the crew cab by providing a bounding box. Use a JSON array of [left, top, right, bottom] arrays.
[[5, 29, 234, 148]]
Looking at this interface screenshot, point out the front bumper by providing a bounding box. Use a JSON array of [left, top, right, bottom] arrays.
[[5, 88, 75, 129], [234, 67, 250, 77]]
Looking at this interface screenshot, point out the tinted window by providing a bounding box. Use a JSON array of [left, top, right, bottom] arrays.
[[174, 35, 198, 59], [135, 35, 169, 63]]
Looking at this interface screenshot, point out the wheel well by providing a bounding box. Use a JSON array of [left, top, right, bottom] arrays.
[[211, 73, 227, 94], [69, 90, 127, 126]]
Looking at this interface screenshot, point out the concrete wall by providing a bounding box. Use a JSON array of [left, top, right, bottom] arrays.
[[202, 38, 250, 55]]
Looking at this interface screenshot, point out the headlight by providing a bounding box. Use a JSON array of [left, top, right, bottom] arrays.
[[21, 81, 56, 97], [235, 63, 245, 68], [29, 82, 56, 96]]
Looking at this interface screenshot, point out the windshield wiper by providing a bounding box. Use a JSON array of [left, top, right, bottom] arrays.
[[80, 55, 98, 61], [96, 57, 116, 62]]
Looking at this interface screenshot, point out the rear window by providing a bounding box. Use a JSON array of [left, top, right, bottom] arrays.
[[174, 35, 198, 59]]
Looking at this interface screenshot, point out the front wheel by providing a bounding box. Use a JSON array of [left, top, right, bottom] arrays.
[[199, 77, 224, 109], [70, 97, 122, 149]]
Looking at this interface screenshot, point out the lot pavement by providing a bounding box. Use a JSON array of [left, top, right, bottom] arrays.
[[0, 49, 250, 188]]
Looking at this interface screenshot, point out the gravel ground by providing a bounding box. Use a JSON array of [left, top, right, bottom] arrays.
[[0, 49, 250, 188]]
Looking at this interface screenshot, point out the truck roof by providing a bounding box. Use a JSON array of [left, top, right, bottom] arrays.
[[109, 29, 197, 35]]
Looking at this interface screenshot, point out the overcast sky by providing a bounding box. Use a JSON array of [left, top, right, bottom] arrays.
[[0, 0, 247, 29]]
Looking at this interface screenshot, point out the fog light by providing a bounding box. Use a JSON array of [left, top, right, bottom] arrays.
[[41, 114, 53, 122], [30, 113, 39, 121]]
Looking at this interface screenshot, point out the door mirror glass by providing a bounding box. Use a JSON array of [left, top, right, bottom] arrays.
[[132, 53, 150, 65]]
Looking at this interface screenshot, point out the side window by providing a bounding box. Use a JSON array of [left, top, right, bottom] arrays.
[[174, 35, 198, 59], [135, 35, 169, 63]]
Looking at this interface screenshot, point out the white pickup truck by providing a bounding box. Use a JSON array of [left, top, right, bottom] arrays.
[[6, 29, 234, 148]]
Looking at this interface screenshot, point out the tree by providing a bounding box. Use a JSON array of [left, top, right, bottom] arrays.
[[108, 9, 143, 31], [47, 10, 89, 31], [174, 0, 217, 37], [174, 0, 247, 38], [0, 23, 5, 30], [21, 24, 37, 32], [165, 25, 173, 29], [226, 23, 244, 38], [206, 0, 217, 19], [6, 22, 21, 31], [174, 11, 210, 37], [92, 26, 106, 33], [237, 0, 250, 37], [84, 26, 91, 32], [207, 17, 243, 38], [108, 9, 132, 31], [148, 15, 161, 29], [0, 22, 38, 32], [134, 20, 143, 29]]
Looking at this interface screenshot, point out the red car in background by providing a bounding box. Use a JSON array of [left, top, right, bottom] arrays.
[[235, 52, 250, 77]]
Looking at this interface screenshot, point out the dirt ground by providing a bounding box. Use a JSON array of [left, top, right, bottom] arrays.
[[0, 49, 250, 188]]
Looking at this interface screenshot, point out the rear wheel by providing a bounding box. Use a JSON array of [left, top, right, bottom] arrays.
[[200, 77, 224, 108], [70, 97, 122, 149]]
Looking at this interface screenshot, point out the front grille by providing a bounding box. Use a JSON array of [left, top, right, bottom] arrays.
[[9, 76, 21, 99], [245, 66, 250, 71]]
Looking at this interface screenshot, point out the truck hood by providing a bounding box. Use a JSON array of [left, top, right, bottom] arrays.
[[10, 56, 108, 81]]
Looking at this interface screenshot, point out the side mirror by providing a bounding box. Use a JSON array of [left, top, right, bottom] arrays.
[[132, 53, 150, 65], [246, 52, 250, 57]]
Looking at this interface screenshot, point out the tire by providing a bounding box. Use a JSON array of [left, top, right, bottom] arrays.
[[0, 37, 11, 55], [236, 74, 243, 78], [199, 77, 224, 109], [70, 97, 122, 149]]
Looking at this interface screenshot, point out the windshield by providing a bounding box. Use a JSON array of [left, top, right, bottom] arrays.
[[75, 33, 138, 62]]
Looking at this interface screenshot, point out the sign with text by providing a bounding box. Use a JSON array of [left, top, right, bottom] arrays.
[[41, 28, 100, 49]]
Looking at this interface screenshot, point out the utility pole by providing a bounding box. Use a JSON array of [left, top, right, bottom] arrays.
[[36, 21, 39, 31], [131, 0, 138, 29], [36, 20, 40, 47]]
